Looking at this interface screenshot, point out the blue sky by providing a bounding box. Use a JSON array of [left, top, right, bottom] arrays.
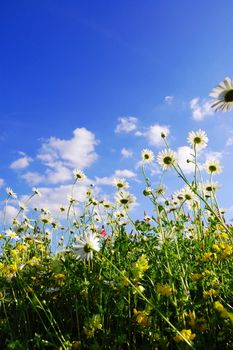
[[1, 0, 233, 222]]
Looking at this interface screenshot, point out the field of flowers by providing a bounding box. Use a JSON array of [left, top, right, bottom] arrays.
[[1, 78, 233, 349]]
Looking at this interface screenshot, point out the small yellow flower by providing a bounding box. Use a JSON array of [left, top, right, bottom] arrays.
[[26, 256, 40, 267], [71, 340, 82, 349], [15, 243, 28, 251], [133, 309, 151, 327], [212, 244, 221, 253], [132, 255, 149, 281], [214, 301, 233, 321], [191, 273, 203, 281], [173, 329, 196, 343], [53, 273, 65, 280], [83, 327, 95, 338], [156, 283, 173, 297], [214, 301, 224, 312], [203, 252, 214, 261], [218, 233, 228, 240], [203, 289, 218, 297]]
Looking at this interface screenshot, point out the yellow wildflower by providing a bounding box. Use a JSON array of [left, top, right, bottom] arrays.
[[174, 329, 196, 343], [133, 308, 151, 327], [53, 273, 65, 280], [83, 327, 95, 338], [213, 301, 224, 312], [203, 289, 218, 297], [15, 243, 28, 251], [212, 244, 221, 253], [214, 301, 233, 321], [156, 283, 173, 297], [26, 256, 40, 267], [191, 273, 203, 281], [218, 233, 228, 240], [203, 252, 213, 261], [132, 255, 149, 281]]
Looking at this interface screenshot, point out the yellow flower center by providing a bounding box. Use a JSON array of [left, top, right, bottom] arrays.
[[224, 89, 233, 102], [193, 136, 201, 144], [163, 156, 173, 165]]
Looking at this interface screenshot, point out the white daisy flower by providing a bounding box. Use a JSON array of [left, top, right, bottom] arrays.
[[40, 214, 52, 224], [205, 158, 223, 175], [201, 181, 220, 197], [112, 178, 129, 190], [18, 202, 27, 211], [41, 208, 51, 215], [187, 129, 208, 150], [6, 187, 17, 199], [210, 77, 233, 112], [32, 187, 41, 196], [115, 190, 136, 208], [73, 169, 86, 181], [141, 149, 155, 163], [89, 197, 98, 206], [6, 229, 19, 240], [155, 184, 167, 196], [172, 189, 184, 204], [67, 195, 76, 204], [181, 186, 197, 203], [102, 200, 112, 208], [74, 232, 100, 261], [157, 149, 177, 170]]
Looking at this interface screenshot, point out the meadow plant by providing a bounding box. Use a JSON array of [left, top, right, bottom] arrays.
[[0, 78, 233, 349]]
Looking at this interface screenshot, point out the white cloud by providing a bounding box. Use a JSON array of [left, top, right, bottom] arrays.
[[0, 205, 18, 224], [114, 169, 137, 178], [21, 171, 45, 186], [121, 148, 133, 158], [20, 128, 99, 186], [135, 131, 144, 136], [95, 168, 137, 186], [10, 154, 32, 170], [115, 116, 138, 133], [38, 128, 98, 169], [164, 95, 174, 104], [204, 151, 222, 160], [146, 124, 170, 147], [190, 98, 214, 121], [226, 136, 233, 146], [46, 163, 72, 184], [177, 146, 195, 174], [95, 176, 115, 186], [21, 183, 92, 216], [0, 178, 4, 188]]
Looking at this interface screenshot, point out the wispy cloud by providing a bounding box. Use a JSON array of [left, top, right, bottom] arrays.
[[137, 124, 170, 147], [114, 169, 137, 178], [21, 172, 45, 186], [10, 153, 32, 170], [19, 128, 99, 186], [226, 136, 233, 146], [115, 116, 138, 133], [38, 127, 98, 169], [121, 148, 133, 158], [177, 146, 195, 174], [190, 98, 214, 121], [164, 95, 174, 105], [20, 183, 93, 216], [0, 205, 18, 224], [95, 168, 137, 187], [0, 178, 5, 188]]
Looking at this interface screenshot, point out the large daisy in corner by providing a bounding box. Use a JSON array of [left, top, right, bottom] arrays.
[[210, 77, 233, 112]]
